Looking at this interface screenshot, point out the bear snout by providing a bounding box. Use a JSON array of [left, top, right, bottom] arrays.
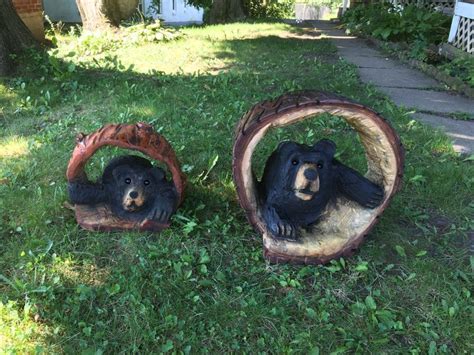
[[122, 187, 146, 211], [303, 168, 318, 181], [294, 163, 320, 201]]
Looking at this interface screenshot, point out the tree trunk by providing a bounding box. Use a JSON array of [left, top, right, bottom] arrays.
[[76, 0, 139, 31], [0, 33, 12, 76], [0, 0, 38, 75], [208, 0, 245, 24]]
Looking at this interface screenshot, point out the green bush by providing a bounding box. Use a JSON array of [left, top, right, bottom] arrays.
[[244, 0, 295, 19], [175, 0, 295, 20], [53, 22, 183, 57], [304, 0, 341, 10], [440, 56, 474, 87], [342, 4, 450, 44]]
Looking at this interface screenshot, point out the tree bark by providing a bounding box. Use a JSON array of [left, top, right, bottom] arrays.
[[76, 0, 139, 31], [208, 0, 245, 24], [0, 0, 38, 75], [0, 34, 12, 76]]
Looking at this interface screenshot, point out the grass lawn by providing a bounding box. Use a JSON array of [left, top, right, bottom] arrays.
[[0, 22, 473, 353]]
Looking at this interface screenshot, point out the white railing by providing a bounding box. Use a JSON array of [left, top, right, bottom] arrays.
[[448, 0, 474, 53]]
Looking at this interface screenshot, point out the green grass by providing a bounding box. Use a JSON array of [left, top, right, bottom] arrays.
[[0, 22, 473, 353]]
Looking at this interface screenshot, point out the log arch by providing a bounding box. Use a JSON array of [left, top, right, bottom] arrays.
[[66, 122, 186, 232], [232, 91, 404, 264]]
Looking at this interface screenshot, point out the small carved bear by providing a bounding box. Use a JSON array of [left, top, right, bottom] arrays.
[[259, 139, 384, 240], [68, 155, 177, 223]]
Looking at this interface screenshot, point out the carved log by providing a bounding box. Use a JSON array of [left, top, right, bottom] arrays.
[[232, 91, 404, 264], [66, 122, 186, 232]]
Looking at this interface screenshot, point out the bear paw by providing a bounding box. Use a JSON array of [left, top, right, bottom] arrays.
[[354, 183, 384, 209], [264, 206, 298, 241], [147, 206, 173, 223]]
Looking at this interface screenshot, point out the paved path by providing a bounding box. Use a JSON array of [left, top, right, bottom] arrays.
[[306, 21, 474, 154]]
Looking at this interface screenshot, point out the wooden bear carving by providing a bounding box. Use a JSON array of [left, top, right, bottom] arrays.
[[259, 139, 384, 240], [68, 155, 178, 223]]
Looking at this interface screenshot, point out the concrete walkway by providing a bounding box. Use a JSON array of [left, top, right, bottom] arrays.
[[307, 21, 474, 154]]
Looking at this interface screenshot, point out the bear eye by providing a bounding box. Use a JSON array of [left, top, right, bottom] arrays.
[[291, 159, 299, 166], [125, 178, 131, 184], [144, 180, 150, 186], [317, 161, 324, 169]]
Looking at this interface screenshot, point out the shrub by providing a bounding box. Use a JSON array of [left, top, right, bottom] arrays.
[[54, 21, 183, 57], [440, 56, 474, 87], [244, 0, 295, 19], [342, 3, 450, 44]]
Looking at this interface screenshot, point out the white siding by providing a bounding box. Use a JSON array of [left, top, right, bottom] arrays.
[[142, 0, 204, 24]]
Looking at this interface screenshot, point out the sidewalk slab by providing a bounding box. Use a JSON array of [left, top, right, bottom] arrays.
[[359, 68, 442, 88], [343, 55, 404, 69], [335, 42, 386, 58], [414, 113, 474, 154], [380, 87, 474, 114]]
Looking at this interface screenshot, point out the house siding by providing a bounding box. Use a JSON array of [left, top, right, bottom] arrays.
[[43, 0, 82, 23], [142, 0, 204, 24], [42, 0, 203, 24]]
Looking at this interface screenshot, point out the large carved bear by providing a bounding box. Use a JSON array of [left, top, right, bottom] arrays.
[[68, 155, 177, 223], [259, 139, 384, 240]]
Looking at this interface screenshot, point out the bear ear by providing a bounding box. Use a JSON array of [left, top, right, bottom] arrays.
[[276, 141, 298, 153], [150, 167, 166, 181], [313, 139, 336, 157]]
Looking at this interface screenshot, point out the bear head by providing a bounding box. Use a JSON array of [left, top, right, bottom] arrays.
[[261, 139, 336, 204], [111, 163, 166, 213]]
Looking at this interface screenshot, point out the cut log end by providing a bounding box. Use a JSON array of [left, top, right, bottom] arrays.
[[74, 204, 169, 232]]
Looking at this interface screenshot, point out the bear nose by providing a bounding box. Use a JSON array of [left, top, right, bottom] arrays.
[[304, 168, 318, 181], [129, 191, 138, 199]]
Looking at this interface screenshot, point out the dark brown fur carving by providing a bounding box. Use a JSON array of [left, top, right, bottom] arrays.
[[259, 139, 384, 240]]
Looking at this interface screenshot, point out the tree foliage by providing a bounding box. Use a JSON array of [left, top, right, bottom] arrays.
[[244, 0, 294, 18], [185, 0, 295, 21], [342, 3, 450, 44]]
